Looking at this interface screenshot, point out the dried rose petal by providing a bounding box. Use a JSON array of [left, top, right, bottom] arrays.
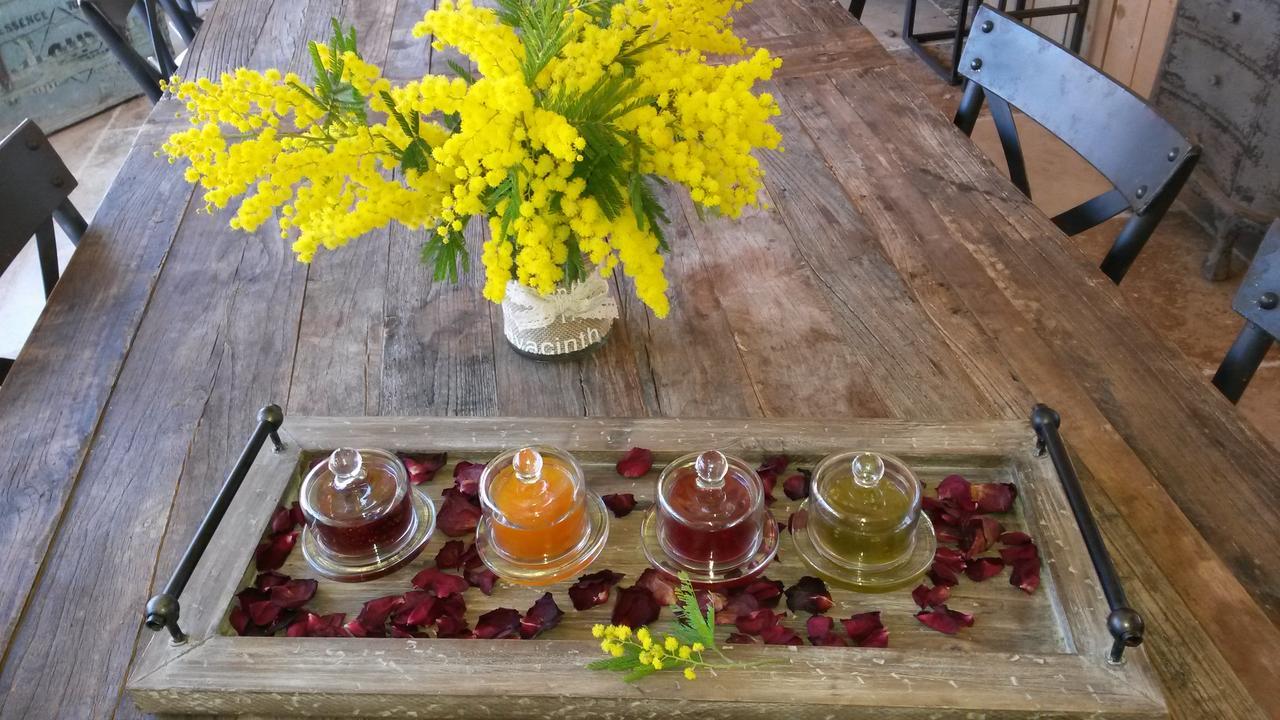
[[270, 505, 294, 535], [342, 619, 369, 638], [929, 547, 968, 586], [307, 612, 346, 637], [601, 493, 638, 518], [520, 592, 564, 639], [758, 470, 778, 504], [399, 452, 447, 485], [636, 568, 677, 606], [411, 568, 470, 598], [717, 592, 760, 625], [286, 614, 313, 637], [936, 475, 977, 512], [437, 488, 482, 537], [841, 611, 884, 643], [921, 496, 948, 522], [269, 578, 318, 609], [464, 557, 499, 595], [435, 614, 472, 638], [858, 626, 890, 648], [740, 577, 785, 608], [453, 461, 484, 499], [474, 608, 523, 639], [964, 557, 1005, 582], [782, 472, 810, 500], [229, 606, 253, 636], [394, 591, 440, 627], [760, 624, 803, 646], [972, 482, 1017, 513], [389, 625, 420, 639], [726, 632, 758, 644], [936, 524, 964, 545], [805, 615, 834, 643], [612, 586, 661, 627], [568, 570, 625, 610], [254, 571, 290, 590], [915, 605, 974, 635], [1010, 556, 1041, 594], [616, 448, 654, 478], [999, 530, 1033, 546], [248, 599, 282, 627], [438, 593, 467, 622], [355, 594, 405, 633], [757, 455, 789, 475], [434, 540, 468, 569], [963, 516, 1003, 557], [254, 530, 298, 571], [695, 590, 727, 614], [735, 609, 782, 635], [999, 543, 1039, 564], [784, 576, 834, 614], [911, 583, 951, 609], [289, 501, 306, 528]]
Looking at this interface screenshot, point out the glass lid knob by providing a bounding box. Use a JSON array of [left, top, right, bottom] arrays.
[[851, 452, 885, 488], [329, 448, 365, 491], [513, 447, 544, 484], [694, 450, 728, 489]]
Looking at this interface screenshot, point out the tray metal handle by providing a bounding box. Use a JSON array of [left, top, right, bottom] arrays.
[[143, 404, 285, 643], [1030, 404, 1144, 664]]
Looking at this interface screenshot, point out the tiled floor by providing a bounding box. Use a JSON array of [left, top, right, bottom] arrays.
[[3, 7, 1276, 444]]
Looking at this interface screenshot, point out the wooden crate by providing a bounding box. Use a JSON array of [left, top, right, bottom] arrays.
[[127, 417, 1167, 718]]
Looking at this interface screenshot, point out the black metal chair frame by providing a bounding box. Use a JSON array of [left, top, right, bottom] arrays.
[[79, 0, 201, 103], [903, 0, 1089, 85], [1212, 221, 1279, 403], [952, 6, 1199, 284], [0, 120, 88, 384]]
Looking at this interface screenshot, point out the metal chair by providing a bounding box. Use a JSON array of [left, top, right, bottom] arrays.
[[953, 6, 1200, 284], [0, 120, 88, 384], [78, 0, 200, 103], [904, 0, 1088, 85], [1212, 220, 1279, 403]]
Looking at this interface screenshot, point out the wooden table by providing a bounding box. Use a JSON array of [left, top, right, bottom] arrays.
[[0, 0, 1276, 717]]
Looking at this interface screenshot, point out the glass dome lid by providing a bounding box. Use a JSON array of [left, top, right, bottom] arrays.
[[656, 450, 763, 530]]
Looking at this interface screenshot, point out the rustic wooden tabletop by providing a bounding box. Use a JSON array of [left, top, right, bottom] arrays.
[[0, 0, 1276, 717]]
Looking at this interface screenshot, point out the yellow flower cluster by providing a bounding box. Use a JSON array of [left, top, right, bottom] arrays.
[[162, 0, 782, 317], [592, 624, 704, 680]]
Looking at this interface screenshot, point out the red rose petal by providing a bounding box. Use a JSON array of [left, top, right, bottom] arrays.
[[355, 594, 406, 633], [716, 592, 760, 625], [760, 624, 803, 646], [963, 516, 1003, 557], [782, 472, 810, 500], [438, 592, 468, 623], [453, 461, 484, 499], [228, 606, 254, 636], [254, 530, 298, 571], [389, 624, 420, 639], [601, 493, 638, 518], [270, 505, 294, 535], [568, 570, 625, 610], [464, 557, 499, 595], [254, 571, 290, 590], [434, 540, 467, 569], [342, 619, 369, 637], [1011, 556, 1041, 594], [695, 590, 726, 614], [805, 614, 837, 645], [757, 455, 789, 475], [929, 547, 968, 586], [858, 626, 890, 648], [740, 577, 785, 608], [400, 452, 447, 485], [999, 543, 1039, 564], [735, 609, 782, 635], [248, 599, 282, 627], [726, 632, 758, 644], [411, 568, 470, 598], [935, 524, 964, 545], [784, 576, 834, 614], [999, 531, 1033, 546], [972, 482, 1018, 513], [612, 586, 661, 627], [914, 605, 974, 635], [474, 608, 523, 639], [437, 488, 482, 537], [911, 583, 951, 609], [393, 591, 441, 627], [758, 469, 777, 504], [616, 448, 654, 478], [636, 568, 677, 606], [289, 501, 306, 528], [936, 475, 977, 512], [269, 578, 318, 609], [435, 614, 472, 638], [965, 556, 1005, 582], [286, 614, 313, 637], [841, 611, 884, 644], [308, 612, 346, 637], [520, 592, 564, 639]]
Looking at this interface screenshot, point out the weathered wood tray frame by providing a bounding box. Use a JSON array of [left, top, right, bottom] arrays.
[[127, 416, 1166, 718]]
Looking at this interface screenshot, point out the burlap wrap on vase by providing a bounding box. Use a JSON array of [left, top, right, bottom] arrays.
[[501, 272, 618, 359]]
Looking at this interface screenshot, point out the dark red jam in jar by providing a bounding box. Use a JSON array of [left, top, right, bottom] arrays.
[[301, 448, 416, 561], [656, 451, 764, 572]]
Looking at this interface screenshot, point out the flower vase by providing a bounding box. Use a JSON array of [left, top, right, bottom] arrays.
[[501, 272, 619, 360]]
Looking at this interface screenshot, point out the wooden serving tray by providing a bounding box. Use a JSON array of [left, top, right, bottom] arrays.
[[128, 416, 1166, 718]]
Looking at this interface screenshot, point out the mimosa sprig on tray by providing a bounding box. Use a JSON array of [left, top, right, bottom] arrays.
[[589, 573, 774, 681]]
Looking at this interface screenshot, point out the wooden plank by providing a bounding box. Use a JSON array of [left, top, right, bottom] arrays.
[[1127, 0, 1177, 96]]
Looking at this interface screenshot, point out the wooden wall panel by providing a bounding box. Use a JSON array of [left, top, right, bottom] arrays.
[[1080, 0, 1177, 96]]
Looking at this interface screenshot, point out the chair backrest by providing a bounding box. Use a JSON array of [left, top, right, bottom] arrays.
[[0, 120, 79, 277], [956, 5, 1195, 216], [1212, 221, 1279, 402]]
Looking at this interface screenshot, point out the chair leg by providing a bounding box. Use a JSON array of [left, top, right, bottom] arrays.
[[0, 357, 12, 386], [848, 0, 866, 19], [82, 3, 164, 103], [35, 218, 59, 299], [144, 0, 178, 78], [1213, 321, 1275, 403], [953, 80, 985, 135], [1069, 0, 1090, 52], [986, 94, 1030, 198], [156, 0, 198, 44], [1100, 153, 1199, 283], [53, 199, 88, 245]]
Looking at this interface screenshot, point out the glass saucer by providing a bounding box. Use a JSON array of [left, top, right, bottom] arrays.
[[790, 501, 936, 592], [300, 486, 435, 583], [475, 491, 610, 586], [639, 507, 780, 589]]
